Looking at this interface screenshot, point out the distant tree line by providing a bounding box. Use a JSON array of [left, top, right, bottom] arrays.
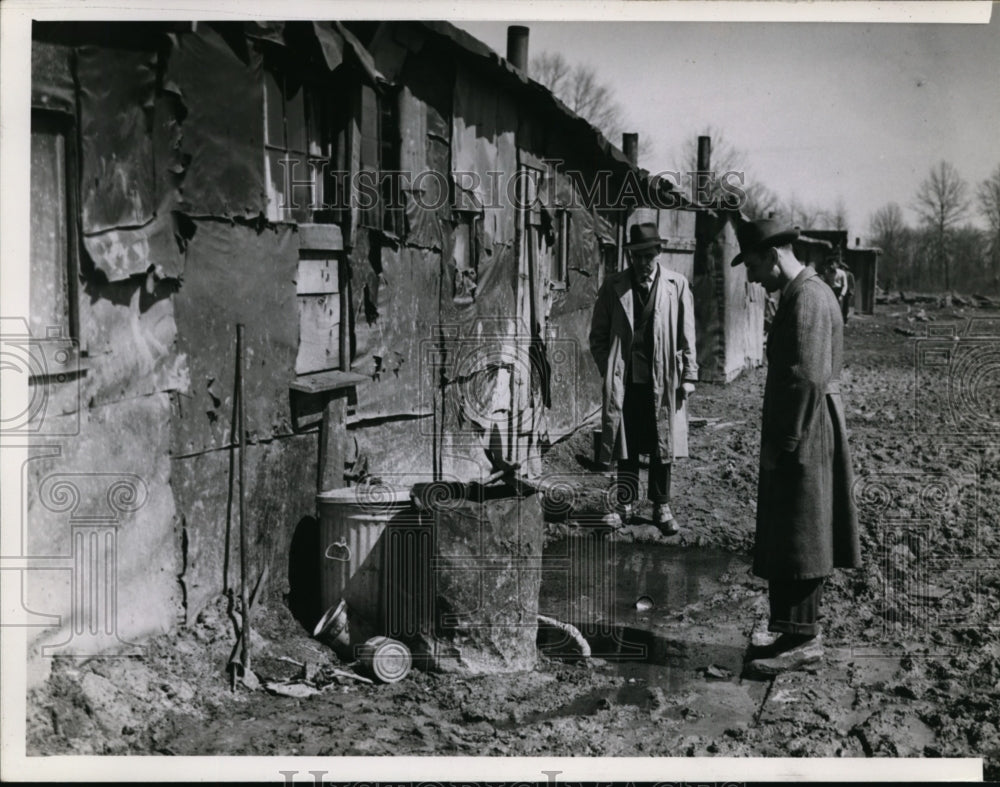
[[869, 162, 1000, 294], [528, 52, 999, 295]]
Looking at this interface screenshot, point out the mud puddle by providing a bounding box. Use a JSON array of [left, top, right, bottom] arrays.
[[539, 534, 750, 637], [529, 536, 760, 734]]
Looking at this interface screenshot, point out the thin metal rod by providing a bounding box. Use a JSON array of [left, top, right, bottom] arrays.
[[237, 323, 250, 672]]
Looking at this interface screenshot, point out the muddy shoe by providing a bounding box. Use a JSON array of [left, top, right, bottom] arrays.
[[748, 634, 824, 676], [745, 630, 804, 661], [601, 504, 632, 528], [653, 503, 678, 536]]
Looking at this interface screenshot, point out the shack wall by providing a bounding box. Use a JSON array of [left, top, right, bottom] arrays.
[[28, 25, 340, 643], [27, 36, 187, 681], [846, 248, 879, 314], [692, 211, 764, 383]]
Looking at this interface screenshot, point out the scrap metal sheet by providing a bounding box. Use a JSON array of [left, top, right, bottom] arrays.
[[76, 45, 158, 233], [164, 25, 265, 218], [452, 67, 517, 245], [350, 235, 440, 420], [81, 200, 186, 281], [171, 221, 298, 456]]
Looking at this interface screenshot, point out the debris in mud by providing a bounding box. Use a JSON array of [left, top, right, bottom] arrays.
[[265, 681, 321, 699]]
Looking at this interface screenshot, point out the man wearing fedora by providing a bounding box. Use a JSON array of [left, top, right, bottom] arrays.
[[731, 217, 861, 675], [589, 222, 698, 534]]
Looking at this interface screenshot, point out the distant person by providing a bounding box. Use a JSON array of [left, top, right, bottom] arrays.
[[821, 260, 850, 324], [841, 263, 856, 323], [589, 222, 698, 535], [730, 217, 861, 675]]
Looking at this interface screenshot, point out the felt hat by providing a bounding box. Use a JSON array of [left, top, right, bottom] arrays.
[[731, 217, 800, 267], [625, 222, 665, 252]]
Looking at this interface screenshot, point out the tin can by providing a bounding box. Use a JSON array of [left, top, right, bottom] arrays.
[[312, 598, 350, 649], [356, 636, 412, 683]]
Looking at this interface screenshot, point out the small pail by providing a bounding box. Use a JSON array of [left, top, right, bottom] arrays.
[[312, 598, 350, 649], [356, 636, 412, 683]]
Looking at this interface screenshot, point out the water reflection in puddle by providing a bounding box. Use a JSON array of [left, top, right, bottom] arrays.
[[539, 535, 749, 632]]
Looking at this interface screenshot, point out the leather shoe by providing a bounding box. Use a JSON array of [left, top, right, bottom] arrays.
[[747, 634, 824, 676], [653, 503, 679, 535]]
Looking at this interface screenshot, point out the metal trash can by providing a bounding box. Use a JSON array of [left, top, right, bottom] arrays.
[[316, 485, 427, 642]]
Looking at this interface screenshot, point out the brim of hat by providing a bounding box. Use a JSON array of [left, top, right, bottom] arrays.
[[730, 228, 800, 267], [625, 239, 664, 251]]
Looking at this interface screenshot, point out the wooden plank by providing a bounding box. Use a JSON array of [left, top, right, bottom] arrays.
[[295, 294, 341, 374], [297, 258, 338, 295], [289, 369, 369, 394], [298, 222, 343, 251]]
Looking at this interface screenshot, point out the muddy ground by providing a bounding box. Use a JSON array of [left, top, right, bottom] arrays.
[[26, 301, 1000, 776]]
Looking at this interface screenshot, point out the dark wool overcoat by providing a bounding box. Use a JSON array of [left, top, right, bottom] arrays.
[[588, 263, 698, 464], [754, 267, 861, 580]]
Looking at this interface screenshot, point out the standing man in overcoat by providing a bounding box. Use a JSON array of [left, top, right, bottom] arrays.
[[731, 217, 861, 675], [589, 222, 698, 534]]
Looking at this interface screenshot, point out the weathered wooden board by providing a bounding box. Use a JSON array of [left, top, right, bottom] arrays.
[[296, 257, 338, 295], [296, 295, 340, 374]]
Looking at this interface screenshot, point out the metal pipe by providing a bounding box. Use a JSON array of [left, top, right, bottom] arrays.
[[697, 135, 711, 172], [506, 25, 529, 71], [622, 133, 639, 167], [696, 136, 712, 207]]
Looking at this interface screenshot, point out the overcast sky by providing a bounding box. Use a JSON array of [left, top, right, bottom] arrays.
[[458, 14, 1000, 240]]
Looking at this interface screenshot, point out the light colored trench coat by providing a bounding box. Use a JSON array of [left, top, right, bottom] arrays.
[[588, 263, 698, 465], [755, 267, 861, 580]]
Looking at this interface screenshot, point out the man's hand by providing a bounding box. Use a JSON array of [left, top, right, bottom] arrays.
[[679, 382, 696, 400]]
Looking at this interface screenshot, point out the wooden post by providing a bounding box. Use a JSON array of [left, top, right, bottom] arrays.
[[289, 370, 369, 495], [318, 394, 349, 492]]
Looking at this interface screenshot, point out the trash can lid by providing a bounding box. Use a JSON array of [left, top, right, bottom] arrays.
[[316, 485, 412, 505]]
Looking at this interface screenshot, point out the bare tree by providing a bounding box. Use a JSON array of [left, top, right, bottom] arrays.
[[741, 179, 782, 221], [785, 196, 823, 230], [869, 202, 907, 290], [978, 164, 1000, 290], [530, 52, 651, 159], [913, 160, 970, 291], [672, 126, 767, 207], [677, 125, 746, 177], [531, 52, 572, 97], [819, 197, 849, 232]]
